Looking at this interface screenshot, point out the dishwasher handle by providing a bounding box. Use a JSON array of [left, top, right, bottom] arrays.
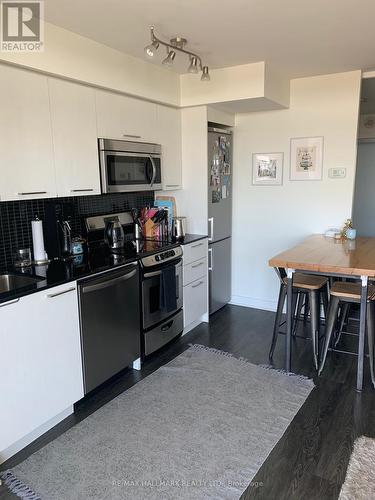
[[81, 268, 137, 294]]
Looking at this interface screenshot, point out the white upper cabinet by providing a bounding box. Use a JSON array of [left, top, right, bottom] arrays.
[[0, 65, 56, 201], [48, 78, 101, 197], [0, 64, 182, 201], [157, 105, 182, 190], [95, 90, 158, 143]]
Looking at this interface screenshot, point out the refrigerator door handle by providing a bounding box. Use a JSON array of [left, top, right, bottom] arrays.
[[208, 217, 214, 241], [208, 248, 213, 271]]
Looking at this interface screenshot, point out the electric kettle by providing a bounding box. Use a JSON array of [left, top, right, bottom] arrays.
[[172, 216, 186, 241], [105, 219, 125, 250]]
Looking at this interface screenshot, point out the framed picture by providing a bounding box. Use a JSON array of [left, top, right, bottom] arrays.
[[290, 136, 323, 180], [252, 152, 283, 185]]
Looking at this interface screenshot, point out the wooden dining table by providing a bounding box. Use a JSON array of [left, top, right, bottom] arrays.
[[269, 234, 375, 391]]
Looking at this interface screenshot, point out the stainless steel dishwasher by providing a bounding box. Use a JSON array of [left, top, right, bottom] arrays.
[[78, 262, 140, 394]]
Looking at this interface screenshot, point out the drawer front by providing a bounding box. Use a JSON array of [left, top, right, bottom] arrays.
[[144, 310, 183, 356], [183, 275, 208, 327], [182, 239, 208, 266], [183, 257, 207, 286]]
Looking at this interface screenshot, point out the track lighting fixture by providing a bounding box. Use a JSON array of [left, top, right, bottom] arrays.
[[144, 27, 210, 81]]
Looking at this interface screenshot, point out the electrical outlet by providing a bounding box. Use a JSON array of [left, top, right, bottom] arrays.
[[329, 167, 346, 179]]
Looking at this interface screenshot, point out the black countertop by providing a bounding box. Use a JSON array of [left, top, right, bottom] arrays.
[[179, 234, 208, 245], [0, 239, 180, 305], [0, 234, 208, 305]]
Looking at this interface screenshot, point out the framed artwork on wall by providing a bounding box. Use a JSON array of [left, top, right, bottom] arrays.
[[252, 152, 283, 185], [290, 136, 324, 180]]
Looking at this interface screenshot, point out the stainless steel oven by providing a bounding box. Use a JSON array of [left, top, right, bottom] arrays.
[[140, 247, 183, 356], [98, 138, 162, 193]]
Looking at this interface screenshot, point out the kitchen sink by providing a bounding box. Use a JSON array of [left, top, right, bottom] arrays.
[[0, 274, 44, 294]]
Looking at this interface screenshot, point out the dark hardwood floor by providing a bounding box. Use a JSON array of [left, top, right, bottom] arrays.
[[1, 304, 374, 500]]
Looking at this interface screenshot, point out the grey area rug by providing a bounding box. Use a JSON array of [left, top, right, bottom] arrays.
[[1, 345, 314, 500], [339, 436, 375, 500]]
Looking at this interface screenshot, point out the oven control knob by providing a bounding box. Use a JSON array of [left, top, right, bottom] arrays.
[[160, 254, 165, 260], [155, 255, 160, 262]]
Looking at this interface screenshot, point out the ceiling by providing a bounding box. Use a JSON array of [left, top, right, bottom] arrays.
[[44, 0, 375, 78]]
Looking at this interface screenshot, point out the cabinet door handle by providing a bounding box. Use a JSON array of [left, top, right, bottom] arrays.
[[192, 243, 204, 248], [18, 191, 47, 196], [208, 218, 214, 241], [47, 287, 76, 298], [192, 280, 204, 288], [123, 134, 141, 139], [208, 248, 213, 271], [191, 262, 204, 269], [70, 189, 94, 193], [0, 298, 20, 307]]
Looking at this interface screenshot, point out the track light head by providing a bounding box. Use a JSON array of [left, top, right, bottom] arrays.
[[187, 56, 199, 74], [201, 66, 210, 81], [162, 49, 176, 67], [144, 40, 159, 58]]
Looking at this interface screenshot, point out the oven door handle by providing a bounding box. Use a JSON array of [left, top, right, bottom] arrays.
[[149, 155, 157, 188], [143, 262, 181, 279], [143, 270, 162, 278]]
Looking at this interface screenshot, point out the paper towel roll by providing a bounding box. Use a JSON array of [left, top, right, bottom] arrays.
[[32, 218, 47, 262]]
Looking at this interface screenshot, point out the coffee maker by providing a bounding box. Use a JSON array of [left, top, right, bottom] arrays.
[[45, 201, 74, 259]]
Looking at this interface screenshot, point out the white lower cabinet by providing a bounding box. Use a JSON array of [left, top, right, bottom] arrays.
[[0, 282, 84, 458], [182, 239, 209, 329], [183, 274, 208, 327]]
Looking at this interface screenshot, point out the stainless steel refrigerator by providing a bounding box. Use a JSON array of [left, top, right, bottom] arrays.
[[208, 127, 232, 314]]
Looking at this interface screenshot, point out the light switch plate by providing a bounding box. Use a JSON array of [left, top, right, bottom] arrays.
[[329, 167, 346, 179]]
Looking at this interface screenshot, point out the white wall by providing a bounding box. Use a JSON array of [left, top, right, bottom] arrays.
[[207, 106, 235, 127], [0, 22, 180, 106], [180, 62, 290, 112], [231, 71, 361, 311], [180, 62, 265, 107], [0, 22, 290, 112]]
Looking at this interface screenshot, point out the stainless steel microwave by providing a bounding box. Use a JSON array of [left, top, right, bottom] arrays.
[[98, 138, 162, 193]]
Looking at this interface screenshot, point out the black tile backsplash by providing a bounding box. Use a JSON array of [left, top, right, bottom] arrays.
[[0, 192, 154, 270]]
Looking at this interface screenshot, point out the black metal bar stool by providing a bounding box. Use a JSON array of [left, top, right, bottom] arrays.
[[269, 269, 329, 369], [318, 281, 375, 387]]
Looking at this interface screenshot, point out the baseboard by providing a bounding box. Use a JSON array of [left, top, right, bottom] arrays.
[[0, 405, 74, 464], [182, 319, 203, 336], [229, 295, 278, 312]]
